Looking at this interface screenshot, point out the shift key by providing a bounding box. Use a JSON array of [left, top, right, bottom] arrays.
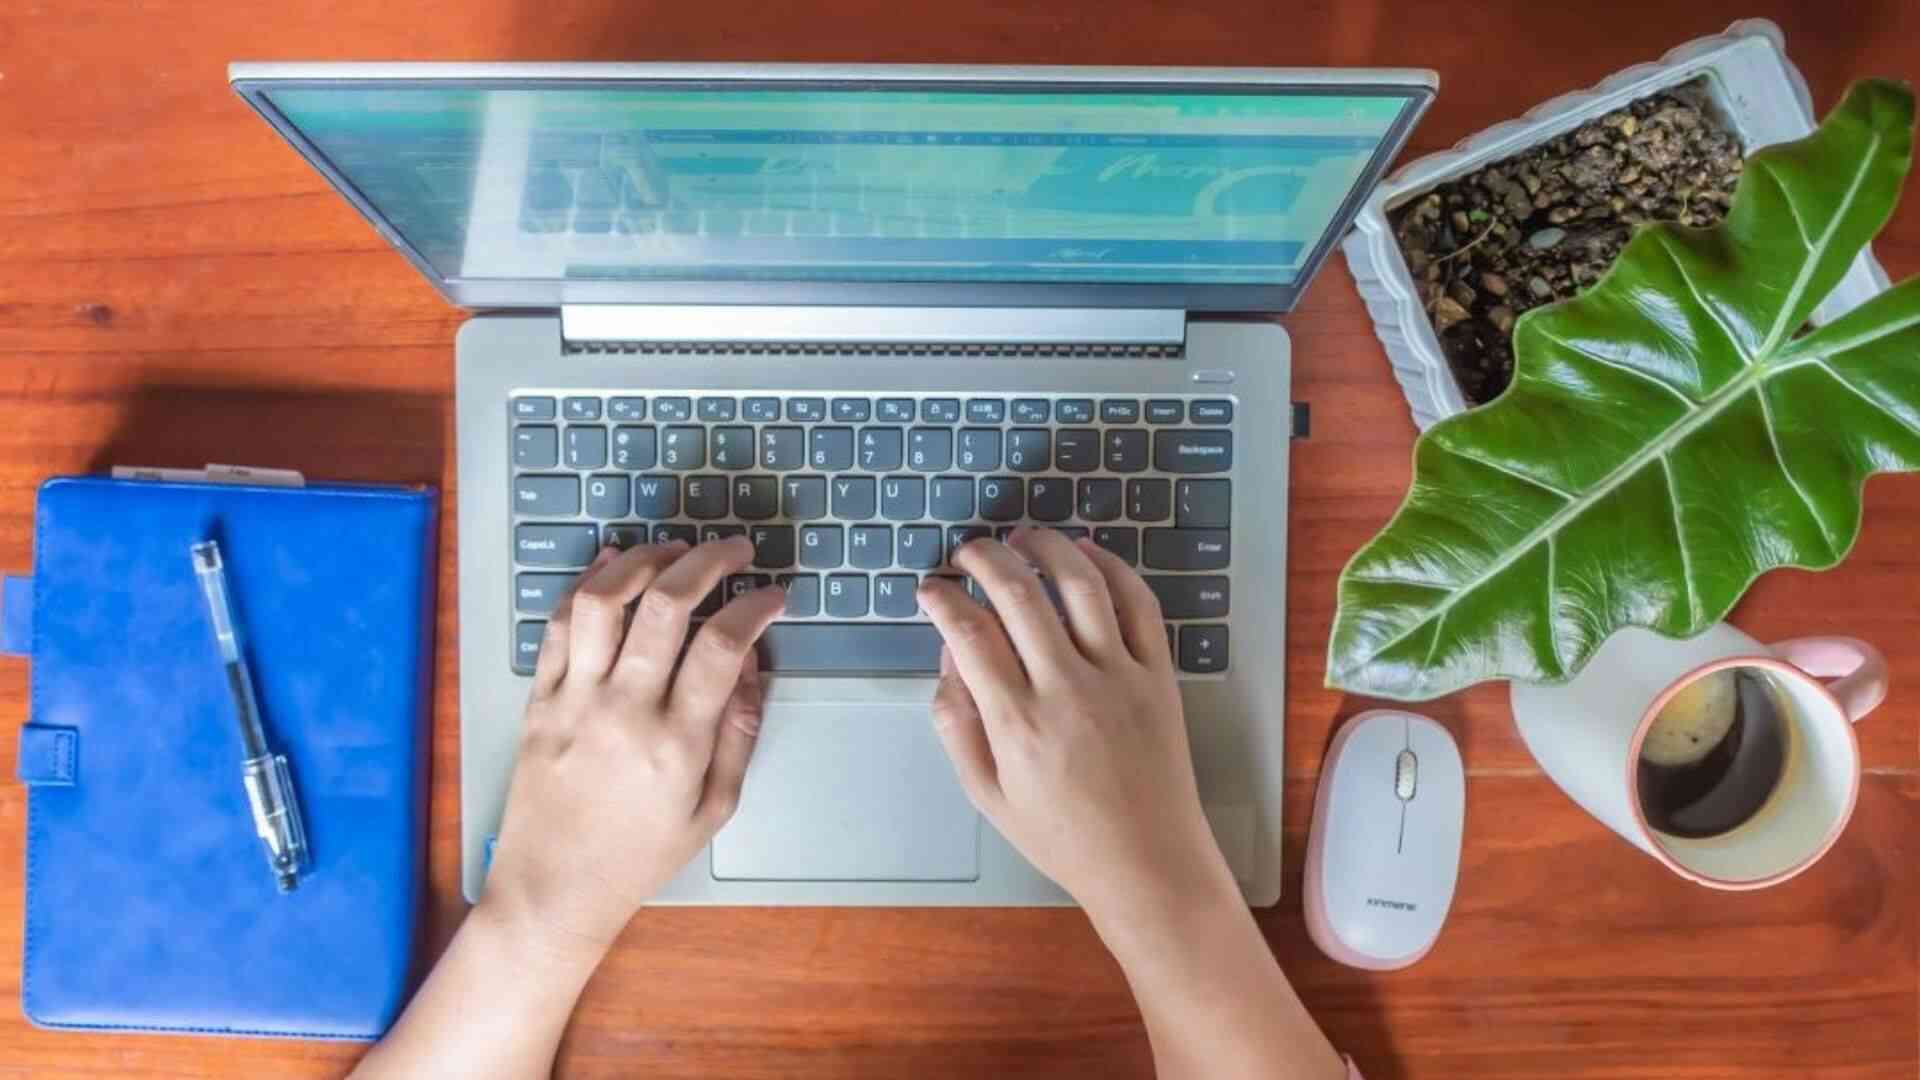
[[1145, 575, 1229, 619], [516, 523, 598, 567], [1154, 430, 1233, 473]]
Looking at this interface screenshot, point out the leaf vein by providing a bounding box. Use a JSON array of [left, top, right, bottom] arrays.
[[1753, 384, 1837, 555], [1533, 323, 1700, 412], [1757, 130, 1883, 358], [1655, 230, 1752, 367], [1766, 163, 1816, 249], [1660, 454, 1701, 625], [1442, 445, 1577, 500], [1811, 358, 1920, 442]]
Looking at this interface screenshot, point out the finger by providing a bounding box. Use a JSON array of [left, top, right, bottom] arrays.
[[530, 546, 619, 694], [617, 536, 755, 701], [667, 584, 786, 723], [1077, 538, 1171, 669], [562, 543, 689, 683], [1007, 526, 1125, 664], [952, 539, 1079, 683], [696, 649, 763, 829], [917, 575, 1028, 717], [930, 646, 1000, 810]]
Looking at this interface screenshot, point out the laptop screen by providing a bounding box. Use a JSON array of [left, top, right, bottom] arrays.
[[255, 81, 1421, 290]]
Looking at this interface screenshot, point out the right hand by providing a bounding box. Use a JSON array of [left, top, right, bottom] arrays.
[[916, 529, 1238, 918]]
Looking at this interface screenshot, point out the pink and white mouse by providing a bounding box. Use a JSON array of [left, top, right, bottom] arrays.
[[1304, 709, 1465, 971]]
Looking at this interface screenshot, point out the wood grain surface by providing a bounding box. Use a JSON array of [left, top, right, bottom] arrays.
[[0, 2, 1916, 1076]]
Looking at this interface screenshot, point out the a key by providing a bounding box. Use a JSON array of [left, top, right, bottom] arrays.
[[513, 397, 557, 421], [1100, 399, 1141, 424], [800, 525, 845, 569], [1145, 576, 1230, 619], [783, 476, 828, 519], [833, 476, 877, 520], [1094, 526, 1139, 566], [779, 574, 821, 617], [585, 474, 629, 518], [787, 397, 827, 422], [930, 476, 975, 521], [876, 398, 915, 423], [873, 574, 919, 618], [608, 397, 648, 422], [744, 397, 781, 422], [602, 524, 649, 549], [979, 477, 1023, 522], [1078, 478, 1122, 522], [898, 525, 943, 569], [1056, 399, 1095, 423], [881, 476, 926, 520], [516, 524, 598, 567], [727, 573, 772, 601], [699, 524, 747, 545], [564, 426, 608, 469], [825, 574, 871, 617], [513, 621, 546, 674], [685, 476, 728, 519], [1027, 477, 1072, 522], [514, 572, 574, 615], [563, 396, 603, 421], [832, 398, 872, 422], [1179, 625, 1230, 673], [849, 525, 892, 569], [966, 398, 1006, 424], [1144, 528, 1231, 570], [1154, 430, 1233, 473], [920, 398, 961, 423], [632, 476, 679, 518], [1190, 400, 1234, 424], [761, 426, 804, 471], [612, 426, 657, 469], [957, 428, 1002, 472], [908, 428, 953, 471], [653, 523, 698, 546], [653, 397, 692, 422], [1128, 478, 1172, 521], [514, 426, 558, 468], [1146, 400, 1185, 424], [514, 475, 579, 515], [711, 426, 754, 470], [947, 525, 992, 564], [1011, 398, 1051, 424], [858, 427, 904, 471], [810, 427, 855, 471], [733, 476, 778, 520], [1105, 429, 1149, 473], [1006, 429, 1050, 472], [661, 426, 706, 470], [750, 525, 796, 568], [1175, 479, 1232, 528], [698, 397, 737, 422], [1055, 429, 1099, 472]]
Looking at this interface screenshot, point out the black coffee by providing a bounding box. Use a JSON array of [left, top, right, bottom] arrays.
[[1636, 666, 1792, 839]]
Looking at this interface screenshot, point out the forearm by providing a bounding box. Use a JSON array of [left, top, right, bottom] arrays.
[[349, 899, 609, 1080]]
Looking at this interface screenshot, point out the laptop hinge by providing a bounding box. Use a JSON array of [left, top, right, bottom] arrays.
[[560, 305, 1187, 354]]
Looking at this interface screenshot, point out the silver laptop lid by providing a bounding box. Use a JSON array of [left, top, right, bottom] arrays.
[[230, 63, 1433, 313]]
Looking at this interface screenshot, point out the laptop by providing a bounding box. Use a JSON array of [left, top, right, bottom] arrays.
[[229, 63, 1434, 906]]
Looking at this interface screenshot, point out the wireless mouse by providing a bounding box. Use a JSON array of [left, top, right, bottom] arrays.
[[1304, 709, 1465, 970]]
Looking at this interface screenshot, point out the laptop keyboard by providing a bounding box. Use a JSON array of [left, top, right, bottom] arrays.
[[509, 391, 1235, 677]]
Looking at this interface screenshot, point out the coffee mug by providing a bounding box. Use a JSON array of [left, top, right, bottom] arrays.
[[1511, 623, 1888, 889]]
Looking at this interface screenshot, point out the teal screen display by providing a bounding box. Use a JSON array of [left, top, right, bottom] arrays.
[[263, 84, 1413, 286]]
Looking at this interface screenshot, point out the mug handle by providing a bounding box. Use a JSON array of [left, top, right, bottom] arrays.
[[1770, 637, 1889, 723]]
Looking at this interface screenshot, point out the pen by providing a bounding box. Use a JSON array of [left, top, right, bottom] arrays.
[[191, 539, 309, 893]]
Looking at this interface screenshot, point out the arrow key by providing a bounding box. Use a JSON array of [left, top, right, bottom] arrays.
[[1179, 625, 1229, 674]]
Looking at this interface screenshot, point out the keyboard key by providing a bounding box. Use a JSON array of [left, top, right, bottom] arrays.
[[1078, 478, 1122, 522], [632, 475, 679, 517], [750, 525, 796, 568], [711, 426, 754, 469], [1128, 478, 1172, 521], [1154, 430, 1233, 473], [1050, 526, 1091, 541], [653, 523, 698, 546], [744, 397, 782, 422], [898, 525, 943, 569], [727, 573, 773, 602], [1027, 477, 1072, 522], [585, 474, 629, 518], [810, 427, 855, 470], [514, 397, 557, 421], [685, 476, 728, 519], [947, 525, 992, 563], [787, 397, 827, 422], [563, 396, 603, 421], [819, 475, 869, 519], [825, 574, 870, 617], [698, 396, 737, 422], [513, 620, 546, 674], [1100, 399, 1141, 423], [1094, 526, 1139, 566], [1146, 576, 1229, 619], [958, 429, 1001, 472], [760, 426, 804, 470], [654, 397, 692, 421], [758, 623, 944, 673], [858, 427, 904, 471], [1056, 399, 1095, 423], [661, 426, 705, 470], [966, 398, 1006, 424], [514, 475, 580, 515], [564, 426, 608, 469], [612, 426, 657, 469], [849, 525, 892, 569], [1165, 623, 1177, 659], [609, 397, 647, 421], [921, 398, 961, 423], [1105, 429, 1148, 473], [1175, 479, 1232, 528], [779, 574, 821, 617], [514, 425, 558, 468], [1144, 528, 1231, 570], [930, 477, 975, 522], [881, 476, 926, 520], [1191, 400, 1235, 424], [515, 572, 574, 615], [783, 476, 827, 519], [733, 476, 778, 520], [979, 477, 1023, 522], [876, 398, 915, 422], [800, 525, 844, 568], [516, 524, 597, 567], [832, 397, 872, 422], [874, 574, 919, 618], [1011, 398, 1051, 424], [699, 524, 746, 545], [1055, 429, 1099, 472], [1180, 625, 1229, 673], [603, 524, 649, 549], [1006, 429, 1050, 472], [908, 429, 953, 471], [1145, 400, 1185, 424]]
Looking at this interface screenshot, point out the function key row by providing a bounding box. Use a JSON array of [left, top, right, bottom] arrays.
[[515, 395, 1233, 426]]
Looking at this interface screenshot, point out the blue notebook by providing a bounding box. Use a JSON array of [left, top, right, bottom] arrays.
[[2, 476, 437, 1039]]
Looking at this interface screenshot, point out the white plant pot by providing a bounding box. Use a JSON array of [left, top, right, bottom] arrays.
[[1341, 18, 1894, 430]]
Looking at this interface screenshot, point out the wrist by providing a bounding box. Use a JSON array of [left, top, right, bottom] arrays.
[[1080, 846, 1247, 962], [469, 887, 620, 978]]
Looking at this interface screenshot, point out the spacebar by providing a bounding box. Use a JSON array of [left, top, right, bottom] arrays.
[[759, 623, 945, 674]]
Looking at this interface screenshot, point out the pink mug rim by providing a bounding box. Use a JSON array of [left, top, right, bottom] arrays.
[[1624, 654, 1862, 891]]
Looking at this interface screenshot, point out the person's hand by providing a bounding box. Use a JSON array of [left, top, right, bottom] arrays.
[[481, 537, 785, 961], [916, 528, 1237, 921]]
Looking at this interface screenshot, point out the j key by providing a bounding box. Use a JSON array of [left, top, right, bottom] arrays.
[[733, 476, 778, 520], [1006, 429, 1050, 472], [921, 398, 962, 423], [661, 426, 706, 470], [1144, 528, 1231, 570], [1129, 478, 1172, 521], [685, 476, 729, 519], [1145, 400, 1185, 424], [1175, 479, 1232, 528], [966, 398, 1006, 424], [1145, 575, 1230, 619], [874, 574, 919, 618], [779, 573, 821, 617], [1190, 400, 1234, 424], [514, 621, 546, 674], [898, 525, 943, 569], [515, 475, 579, 515], [881, 476, 926, 520], [849, 525, 892, 569], [585, 474, 629, 518], [832, 398, 872, 422], [799, 525, 845, 568], [832, 476, 877, 520], [711, 426, 754, 470], [876, 398, 915, 422], [825, 574, 870, 618], [979, 477, 1023, 522], [516, 524, 597, 567], [783, 476, 827, 519], [761, 427, 804, 470], [743, 397, 781, 422], [1055, 429, 1099, 473], [858, 427, 904, 471], [1011, 398, 1051, 424], [653, 397, 692, 422], [564, 426, 608, 469], [1100, 399, 1141, 424], [632, 476, 679, 517], [699, 524, 746, 544], [1056, 399, 1095, 423], [727, 574, 773, 602], [609, 397, 647, 421], [653, 523, 698, 546], [602, 524, 649, 549], [611, 426, 657, 469], [563, 396, 602, 421], [1105, 429, 1148, 473], [1154, 430, 1233, 473], [787, 397, 827, 422], [958, 429, 1001, 472], [750, 525, 796, 568], [1027, 477, 1072, 522], [1078, 478, 1122, 522], [930, 476, 976, 521], [515, 572, 574, 615], [909, 429, 953, 471], [947, 525, 992, 563], [1094, 526, 1139, 566], [810, 427, 855, 470], [698, 397, 737, 422], [514, 397, 556, 421], [514, 425, 558, 468], [1179, 625, 1230, 673]]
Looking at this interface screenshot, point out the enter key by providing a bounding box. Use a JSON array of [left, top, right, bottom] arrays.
[[1143, 528, 1232, 571]]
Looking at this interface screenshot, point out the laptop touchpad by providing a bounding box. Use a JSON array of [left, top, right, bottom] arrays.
[[712, 703, 980, 881]]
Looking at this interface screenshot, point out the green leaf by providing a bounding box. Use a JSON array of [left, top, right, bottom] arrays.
[[1327, 79, 1919, 701]]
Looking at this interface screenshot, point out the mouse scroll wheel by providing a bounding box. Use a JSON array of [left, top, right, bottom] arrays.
[[1394, 749, 1418, 802]]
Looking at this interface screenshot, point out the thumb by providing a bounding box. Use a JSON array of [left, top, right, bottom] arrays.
[[930, 646, 1000, 810], [697, 648, 763, 828]]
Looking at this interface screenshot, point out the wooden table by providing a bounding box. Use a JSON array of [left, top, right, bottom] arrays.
[[1, 2, 1915, 1076]]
